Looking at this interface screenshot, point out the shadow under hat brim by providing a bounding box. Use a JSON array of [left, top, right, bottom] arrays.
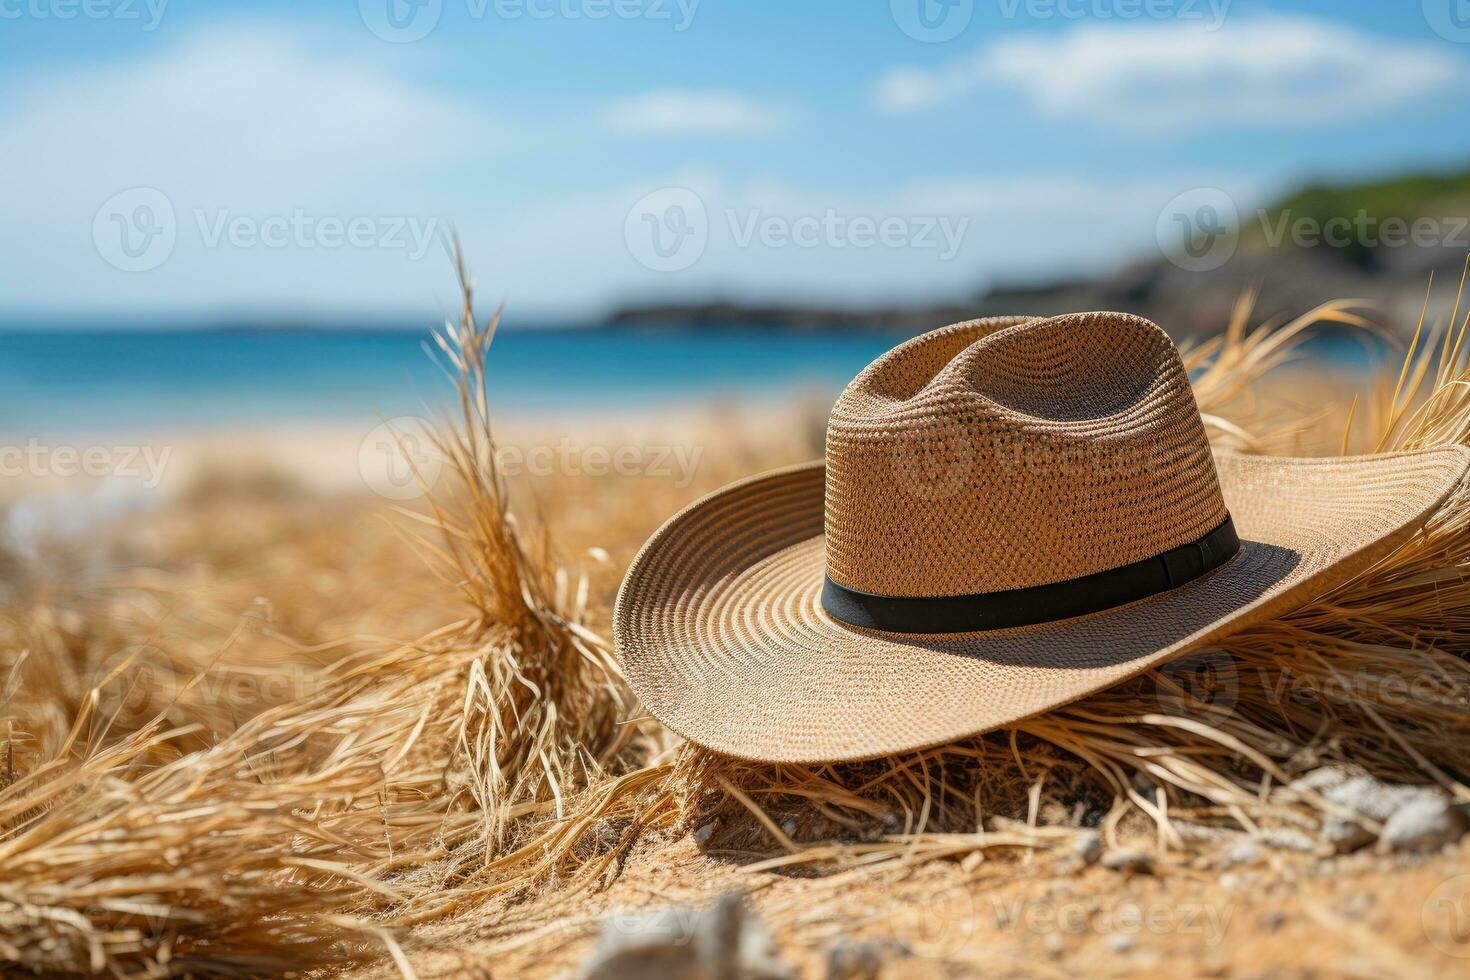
[[614, 447, 1470, 764]]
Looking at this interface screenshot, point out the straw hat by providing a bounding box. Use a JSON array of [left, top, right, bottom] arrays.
[[615, 313, 1470, 763]]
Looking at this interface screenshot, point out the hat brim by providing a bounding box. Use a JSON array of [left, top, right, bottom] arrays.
[[615, 447, 1470, 763]]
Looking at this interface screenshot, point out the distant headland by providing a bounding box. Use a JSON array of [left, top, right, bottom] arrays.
[[608, 167, 1470, 341]]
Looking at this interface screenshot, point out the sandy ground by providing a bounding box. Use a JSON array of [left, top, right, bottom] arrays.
[[391, 835, 1470, 979], [7, 371, 1470, 978], [0, 397, 824, 519]]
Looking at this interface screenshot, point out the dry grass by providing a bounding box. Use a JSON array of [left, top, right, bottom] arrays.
[[0, 250, 642, 975], [3, 258, 1470, 976]]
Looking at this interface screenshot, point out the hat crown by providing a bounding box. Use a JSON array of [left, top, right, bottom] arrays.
[[823, 312, 1227, 598]]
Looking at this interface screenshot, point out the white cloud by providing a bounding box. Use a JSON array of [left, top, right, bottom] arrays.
[[602, 90, 788, 135], [873, 16, 1463, 128], [872, 68, 947, 115], [0, 25, 496, 312]]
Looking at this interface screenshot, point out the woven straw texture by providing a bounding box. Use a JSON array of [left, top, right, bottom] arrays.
[[615, 315, 1470, 762], [826, 313, 1225, 595]]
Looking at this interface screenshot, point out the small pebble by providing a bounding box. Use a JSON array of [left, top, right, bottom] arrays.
[[1072, 831, 1103, 865], [693, 822, 718, 845], [1379, 797, 1469, 853], [1106, 933, 1134, 954], [580, 892, 791, 980], [1323, 775, 1427, 821], [1315, 774, 1447, 853]]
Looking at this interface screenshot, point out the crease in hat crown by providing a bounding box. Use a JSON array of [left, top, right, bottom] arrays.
[[822, 311, 1228, 599]]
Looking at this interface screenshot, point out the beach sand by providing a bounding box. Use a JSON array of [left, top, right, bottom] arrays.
[[6, 356, 1465, 977]]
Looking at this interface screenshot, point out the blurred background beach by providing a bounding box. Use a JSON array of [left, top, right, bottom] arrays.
[[2, 0, 1470, 532]]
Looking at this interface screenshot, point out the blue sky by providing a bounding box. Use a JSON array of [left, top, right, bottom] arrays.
[[2, 0, 1469, 321]]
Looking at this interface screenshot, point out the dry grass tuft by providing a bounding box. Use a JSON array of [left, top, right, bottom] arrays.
[[3, 261, 1470, 975], [0, 248, 638, 975], [406, 244, 644, 851]]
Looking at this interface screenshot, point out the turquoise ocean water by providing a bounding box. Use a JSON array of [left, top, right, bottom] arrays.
[[0, 323, 1386, 437]]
